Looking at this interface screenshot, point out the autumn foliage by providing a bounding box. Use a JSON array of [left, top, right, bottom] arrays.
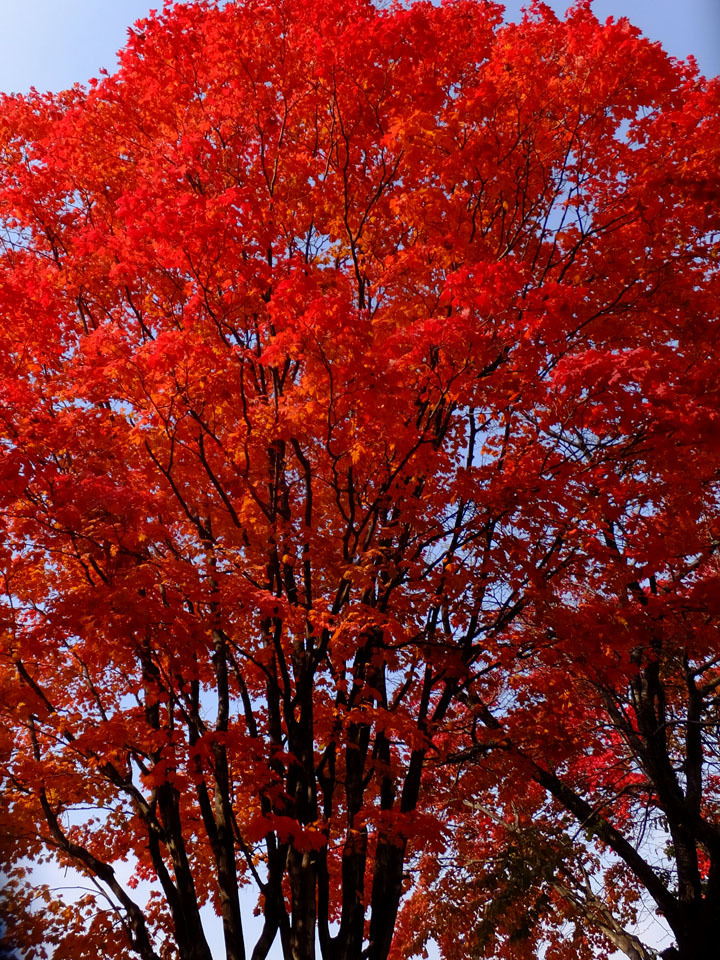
[[0, 1, 718, 959]]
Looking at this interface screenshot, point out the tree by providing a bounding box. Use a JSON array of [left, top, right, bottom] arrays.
[[0, 2, 717, 959]]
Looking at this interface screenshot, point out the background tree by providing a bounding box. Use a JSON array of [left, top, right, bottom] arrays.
[[0, 2, 717, 960]]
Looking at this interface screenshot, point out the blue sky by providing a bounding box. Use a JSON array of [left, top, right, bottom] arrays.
[[0, 0, 718, 95]]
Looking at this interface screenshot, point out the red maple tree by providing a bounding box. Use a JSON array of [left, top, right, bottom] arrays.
[[0, 2, 717, 959]]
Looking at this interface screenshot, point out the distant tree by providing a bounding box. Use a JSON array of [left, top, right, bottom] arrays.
[[0, 1, 717, 959]]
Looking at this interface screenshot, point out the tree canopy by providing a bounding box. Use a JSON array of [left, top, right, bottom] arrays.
[[0, 1, 718, 959]]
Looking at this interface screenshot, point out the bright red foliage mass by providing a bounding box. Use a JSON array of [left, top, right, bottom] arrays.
[[0, 2, 718, 959]]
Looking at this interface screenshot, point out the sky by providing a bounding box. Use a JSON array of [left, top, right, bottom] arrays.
[[0, 0, 715, 958], [0, 0, 717, 96]]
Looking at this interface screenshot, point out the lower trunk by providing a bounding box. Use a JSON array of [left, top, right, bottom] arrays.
[[288, 848, 316, 960], [366, 835, 407, 960], [670, 902, 716, 960]]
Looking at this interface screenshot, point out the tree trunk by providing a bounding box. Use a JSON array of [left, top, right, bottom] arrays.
[[670, 903, 717, 960]]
